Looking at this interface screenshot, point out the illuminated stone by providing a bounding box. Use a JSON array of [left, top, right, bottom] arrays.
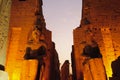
[[72, 0, 120, 80], [5, 0, 60, 80], [83, 58, 107, 80], [0, 0, 11, 66]]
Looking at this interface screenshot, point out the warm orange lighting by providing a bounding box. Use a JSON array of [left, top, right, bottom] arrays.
[[12, 71, 20, 80], [101, 28, 115, 79], [21, 60, 38, 80]]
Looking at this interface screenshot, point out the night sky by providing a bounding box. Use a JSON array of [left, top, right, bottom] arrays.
[[43, 0, 82, 65]]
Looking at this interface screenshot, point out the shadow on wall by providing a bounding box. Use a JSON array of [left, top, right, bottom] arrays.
[[82, 45, 102, 58], [0, 64, 5, 71], [109, 56, 120, 80]]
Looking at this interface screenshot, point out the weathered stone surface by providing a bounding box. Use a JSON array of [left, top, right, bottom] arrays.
[[5, 0, 43, 79], [72, 0, 120, 80], [21, 60, 38, 80], [5, 0, 60, 80], [83, 58, 107, 80], [0, 0, 11, 66], [61, 60, 70, 80]]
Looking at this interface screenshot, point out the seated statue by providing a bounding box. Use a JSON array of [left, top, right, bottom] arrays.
[[81, 29, 107, 80], [24, 46, 46, 80]]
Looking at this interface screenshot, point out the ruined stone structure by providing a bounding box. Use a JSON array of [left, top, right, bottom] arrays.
[[5, 0, 60, 80], [72, 0, 120, 80], [61, 60, 70, 80]]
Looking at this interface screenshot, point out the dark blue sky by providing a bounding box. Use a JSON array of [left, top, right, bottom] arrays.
[[43, 0, 82, 65]]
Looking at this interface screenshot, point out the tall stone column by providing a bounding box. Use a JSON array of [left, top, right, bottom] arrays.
[[0, 0, 11, 79]]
